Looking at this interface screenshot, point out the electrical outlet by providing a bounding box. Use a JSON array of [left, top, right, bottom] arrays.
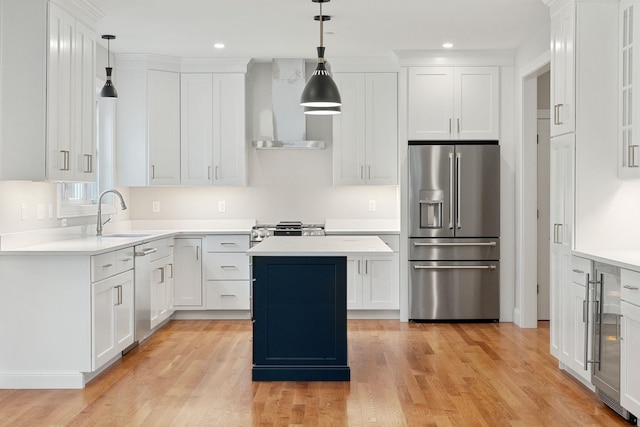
[[368, 200, 376, 212], [21, 203, 27, 221], [37, 204, 46, 220], [152, 201, 161, 213], [218, 200, 226, 213]]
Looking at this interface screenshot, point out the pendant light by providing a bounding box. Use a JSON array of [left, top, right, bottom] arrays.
[[300, 0, 341, 115], [100, 35, 118, 98]]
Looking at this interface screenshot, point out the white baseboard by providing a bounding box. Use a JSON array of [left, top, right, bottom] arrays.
[[0, 373, 85, 389]]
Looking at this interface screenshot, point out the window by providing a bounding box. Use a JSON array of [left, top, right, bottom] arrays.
[[57, 78, 117, 217]]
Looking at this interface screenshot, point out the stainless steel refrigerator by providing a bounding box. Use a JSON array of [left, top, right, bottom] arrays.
[[409, 143, 500, 321]]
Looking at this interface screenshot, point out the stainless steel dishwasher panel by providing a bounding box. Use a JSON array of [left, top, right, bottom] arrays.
[[409, 260, 500, 320], [134, 244, 158, 341]]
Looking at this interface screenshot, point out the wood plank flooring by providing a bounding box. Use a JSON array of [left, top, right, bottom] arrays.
[[0, 320, 632, 426]]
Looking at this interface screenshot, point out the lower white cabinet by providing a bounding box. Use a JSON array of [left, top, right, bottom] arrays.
[[204, 234, 250, 310], [92, 270, 134, 371], [347, 253, 399, 310], [621, 268, 640, 417], [173, 238, 203, 308], [150, 255, 174, 329]]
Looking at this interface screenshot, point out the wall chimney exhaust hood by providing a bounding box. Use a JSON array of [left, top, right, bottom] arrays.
[[252, 59, 326, 149]]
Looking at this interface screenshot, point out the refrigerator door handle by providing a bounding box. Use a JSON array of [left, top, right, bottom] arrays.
[[413, 265, 496, 270], [456, 152, 461, 229], [413, 242, 496, 247], [449, 153, 454, 229]]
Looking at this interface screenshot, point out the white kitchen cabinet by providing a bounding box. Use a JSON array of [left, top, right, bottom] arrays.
[[344, 235, 399, 311], [181, 73, 247, 186], [550, 2, 575, 137], [173, 238, 203, 308], [407, 67, 499, 141], [150, 255, 174, 329], [549, 133, 575, 359], [92, 270, 134, 371], [621, 268, 640, 417], [204, 235, 250, 310], [0, 0, 97, 181], [559, 256, 592, 383], [333, 73, 398, 185], [619, 0, 640, 179], [148, 70, 181, 185]]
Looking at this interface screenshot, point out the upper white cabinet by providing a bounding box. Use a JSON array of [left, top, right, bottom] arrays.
[[619, 0, 640, 179], [407, 67, 499, 141], [148, 70, 181, 185], [0, 0, 97, 181], [550, 3, 575, 137], [333, 73, 398, 185], [117, 57, 249, 187], [181, 73, 247, 186]]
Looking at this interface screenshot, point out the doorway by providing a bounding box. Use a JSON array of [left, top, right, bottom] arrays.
[[536, 70, 551, 320]]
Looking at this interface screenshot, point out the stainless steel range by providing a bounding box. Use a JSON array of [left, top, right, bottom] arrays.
[[251, 221, 325, 246]]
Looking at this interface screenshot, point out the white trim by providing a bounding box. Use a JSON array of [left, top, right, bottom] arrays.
[[0, 373, 85, 389], [395, 50, 515, 67], [538, 109, 551, 119]]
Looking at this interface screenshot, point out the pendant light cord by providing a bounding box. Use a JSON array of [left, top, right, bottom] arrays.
[[107, 38, 111, 67], [319, 2, 323, 48]]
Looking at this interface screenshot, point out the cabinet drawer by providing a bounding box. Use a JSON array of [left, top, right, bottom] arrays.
[[92, 247, 135, 283], [204, 253, 249, 280], [622, 269, 640, 306], [571, 256, 591, 285], [205, 281, 250, 310], [205, 234, 249, 252]]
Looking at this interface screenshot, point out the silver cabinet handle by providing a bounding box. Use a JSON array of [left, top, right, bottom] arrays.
[[196, 246, 200, 260], [449, 118, 452, 134], [553, 105, 559, 125], [360, 165, 364, 180], [220, 242, 238, 246], [220, 294, 237, 297], [456, 152, 461, 229], [357, 259, 361, 274], [159, 267, 165, 284], [457, 118, 460, 134], [368, 165, 371, 180], [623, 284, 639, 290], [573, 269, 584, 274], [220, 265, 238, 269], [365, 260, 368, 274], [449, 152, 454, 229], [120, 258, 132, 263], [151, 165, 155, 179], [583, 273, 590, 370], [629, 145, 640, 168], [413, 242, 496, 247], [215, 166, 219, 180], [84, 154, 93, 173], [102, 263, 113, 268], [208, 166, 212, 180], [60, 150, 70, 171], [167, 263, 173, 279], [135, 247, 157, 257], [413, 265, 496, 270]]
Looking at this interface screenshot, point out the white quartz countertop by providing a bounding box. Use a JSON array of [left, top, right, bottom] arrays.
[[246, 235, 393, 257], [0, 219, 255, 255], [573, 249, 640, 272], [324, 219, 400, 235]]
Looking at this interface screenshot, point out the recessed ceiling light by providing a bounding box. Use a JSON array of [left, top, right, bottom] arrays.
[[214, 43, 225, 49], [442, 43, 454, 49]]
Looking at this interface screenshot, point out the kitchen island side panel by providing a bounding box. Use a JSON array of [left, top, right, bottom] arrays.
[[252, 256, 349, 381]]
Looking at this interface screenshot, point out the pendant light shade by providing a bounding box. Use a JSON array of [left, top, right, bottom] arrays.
[[300, 0, 341, 114], [100, 35, 118, 98]]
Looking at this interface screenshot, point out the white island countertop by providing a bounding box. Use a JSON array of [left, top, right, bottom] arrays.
[[246, 236, 393, 257], [573, 249, 640, 272]]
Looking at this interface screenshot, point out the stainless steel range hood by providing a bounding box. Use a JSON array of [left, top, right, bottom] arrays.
[[252, 59, 325, 149]]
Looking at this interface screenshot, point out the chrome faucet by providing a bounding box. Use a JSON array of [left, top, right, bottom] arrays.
[[97, 189, 128, 236]]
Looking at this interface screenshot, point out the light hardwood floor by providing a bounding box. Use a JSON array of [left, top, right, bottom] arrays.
[[0, 320, 631, 426]]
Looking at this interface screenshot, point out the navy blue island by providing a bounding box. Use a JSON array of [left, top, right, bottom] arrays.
[[246, 236, 392, 382]]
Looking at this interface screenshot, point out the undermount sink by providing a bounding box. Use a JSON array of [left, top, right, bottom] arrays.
[[100, 233, 152, 238]]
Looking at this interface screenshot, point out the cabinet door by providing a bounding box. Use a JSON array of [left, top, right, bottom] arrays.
[[333, 73, 367, 185], [346, 255, 363, 309], [550, 244, 563, 359], [74, 20, 96, 181], [550, 3, 575, 137], [173, 238, 203, 307], [621, 301, 640, 417], [408, 67, 454, 140], [114, 271, 134, 352], [148, 70, 181, 185], [47, 3, 75, 181], [569, 281, 591, 382], [619, 1, 640, 179], [453, 67, 499, 140], [366, 73, 398, 184], [149, 257, 165, 329], [362, 254, 399, 310], [550, 134, 575, 249], [92, 276, 117, 370], [213, 74, 246, 186], [181, 73, 214, 185]]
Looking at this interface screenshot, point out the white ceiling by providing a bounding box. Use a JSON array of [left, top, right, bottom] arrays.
[[89, 0, 550, 61]]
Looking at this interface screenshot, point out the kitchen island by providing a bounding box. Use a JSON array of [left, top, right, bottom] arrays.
[[246, 236, 392, 381]]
